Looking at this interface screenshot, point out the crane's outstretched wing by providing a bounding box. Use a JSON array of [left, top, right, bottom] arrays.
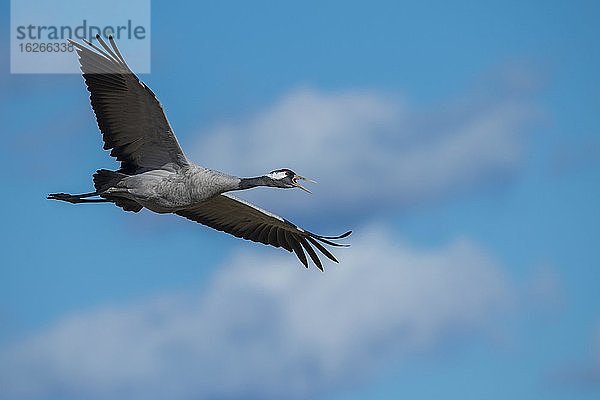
[[176, 194, 351, 270], [69, 35, 189, 174]]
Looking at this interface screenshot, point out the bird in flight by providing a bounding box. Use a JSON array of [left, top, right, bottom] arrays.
[[48, 35, 351, 270]]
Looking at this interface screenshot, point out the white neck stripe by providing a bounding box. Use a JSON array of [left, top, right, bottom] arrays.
[[267, 171, 288, 180]]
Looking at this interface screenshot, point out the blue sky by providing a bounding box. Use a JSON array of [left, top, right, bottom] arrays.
[[1, 0, 600, 399]]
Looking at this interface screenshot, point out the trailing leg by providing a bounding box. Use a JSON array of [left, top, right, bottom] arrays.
[[48, 169, 143, 212], [47, 192, 109, 204]]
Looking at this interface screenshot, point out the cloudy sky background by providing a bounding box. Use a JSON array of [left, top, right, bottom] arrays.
[[1, 1, 599, 399]]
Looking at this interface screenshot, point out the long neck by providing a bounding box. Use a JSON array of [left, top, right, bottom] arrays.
[[237, 176, 274, 190]]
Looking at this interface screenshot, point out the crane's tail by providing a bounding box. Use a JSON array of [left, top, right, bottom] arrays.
[[92, 169, 143, 212], [93, 169, 127, 192]]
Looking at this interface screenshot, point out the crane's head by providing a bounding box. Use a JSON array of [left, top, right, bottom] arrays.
[[266, 168, 316, 193]]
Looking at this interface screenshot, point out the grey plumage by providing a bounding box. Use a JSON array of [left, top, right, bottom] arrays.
[[48, 35, 350, 270]]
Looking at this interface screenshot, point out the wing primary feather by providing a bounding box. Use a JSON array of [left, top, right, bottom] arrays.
[[69, 38, 119, 66], [108, 35, 130, 68], [311, 234, 350, 248], [287, 232, 308, 268], [95, 34, 122, 66], [314, 230, 353, 240], [300, 238, 323, 271], [307, 237, 339, 263]]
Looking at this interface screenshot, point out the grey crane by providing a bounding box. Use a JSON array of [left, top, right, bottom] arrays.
[[47, 35, 351, 270]]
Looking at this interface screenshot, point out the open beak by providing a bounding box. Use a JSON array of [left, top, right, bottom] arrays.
[[292, 175, 316, 194]]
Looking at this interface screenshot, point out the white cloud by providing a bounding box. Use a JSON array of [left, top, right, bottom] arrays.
[[0, 225, 513, 400], [190, 83, 539, 220]]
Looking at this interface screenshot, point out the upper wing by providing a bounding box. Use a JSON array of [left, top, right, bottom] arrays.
[[69, 35, 189, 174], [176, 194, 351, 271]]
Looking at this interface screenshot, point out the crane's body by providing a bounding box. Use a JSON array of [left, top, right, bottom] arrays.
[[102, 166, 240, 213], [48, 34, 350, 270]]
